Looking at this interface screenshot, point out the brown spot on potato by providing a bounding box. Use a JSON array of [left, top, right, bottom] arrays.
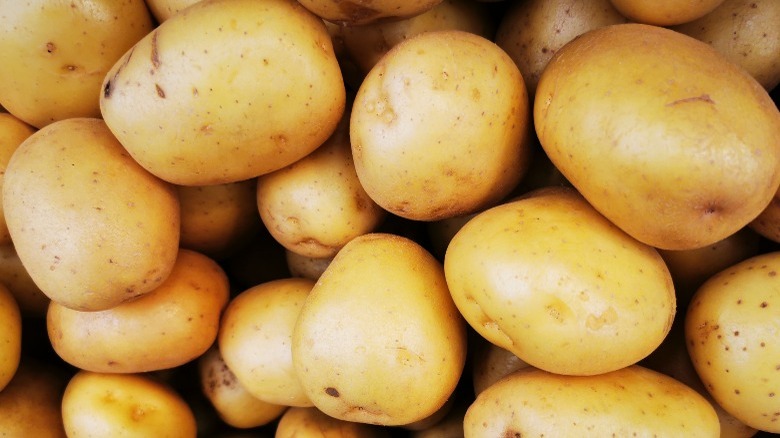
[[45, 42, 56, 53], [150, 30, 161, 69], [503, 429, 522, 438], [155, 84, 166, 98], [666, 94, 715, 106], [325, 387, 340, 397]]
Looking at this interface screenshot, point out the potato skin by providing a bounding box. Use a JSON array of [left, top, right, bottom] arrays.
[[0, 113, 36, 245], [100, 0, 345, 186], [296, 0, 443, 26], [535, 23, 780, 250], [275, 406, 389, 438], [608, 0, 726, 25], [444, 187, 675, 376], [464, 365, 720, 437], [0, 283, 21, 390], [686, 251, 780, 432], [0, 360, 68, 438], [2, 118, 180, 311], [0, 243, 50, 317]]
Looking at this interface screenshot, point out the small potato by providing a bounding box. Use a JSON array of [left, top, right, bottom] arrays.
[[275, 406, 389, 437], [0, 359, 67, 438], [0, 0, 153, 128], [444, 187, 675, 376], [686, 251, 780, 432], [0, 113, 36, 245], [608, 0, 726, 25], [0, 243, 50, 317], [297, 0, 443, 25], [285, 249, 334, 280], [471, 338, 531, 396], [464, 365, 720, 437], [198, 346, 287, 429], [671, 0, 780, 91], [0, 283, 21, 390], [3, 118, 180, 311], [48, 249, 230, 373], [351, 30, 532, 221], [62, 371, 196, 438], [218, 278, 315, 407]]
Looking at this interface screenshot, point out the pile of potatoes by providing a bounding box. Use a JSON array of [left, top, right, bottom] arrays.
[[0, 0, 779, 436]]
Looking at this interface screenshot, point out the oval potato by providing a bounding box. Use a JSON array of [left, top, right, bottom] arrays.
[[0, 359, 67, 438]]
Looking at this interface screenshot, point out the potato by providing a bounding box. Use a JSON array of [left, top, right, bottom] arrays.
[[686, 251, 780, 432], [292, 233, 467, 426], [341, 0, 495, 75], [100, 0, 345, 186], [62, 371, 197, 438], [535, 23, 780, 250], [0, 283, 21, 390], [751, 197, 780, 244], [471, 338, 531, 396], [0, 113, 35, 245], [218, 278, 315, 407], [410, 401, 468, 438], [3, 118, 180, 311], [495, 0, 628, 97], [145, 0, 202, 22], [257, 103, 386, 258], [47, 249, 230, 373], [0, 359, 67, 437], [296, 0, 443, 26], [198, 346, 287, 429], [275, 407, 390, 437], [0, 243, 50, 317], [444, 187, 675, 376], [608, 0, 726, 25], [285, 249, 334, 280], [178, 179, 261, 259], [464, 365, 720, 437], [671, 0, 780, 91], [0, 0, 153, 128], [351, 30, 532, 221]]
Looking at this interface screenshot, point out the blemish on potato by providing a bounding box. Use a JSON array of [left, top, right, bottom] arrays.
[[325, 387, 340, 397], [150, 30, 161, 69], [155, 84, 166, 98]]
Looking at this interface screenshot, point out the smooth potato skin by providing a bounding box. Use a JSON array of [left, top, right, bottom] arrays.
[[464, 365, 720, 437], [297, 0, 443, 25], [0, 113, 36, 245], [0, 283, 21, 390], [275, 407, 388, 438], [0, 360, 67, 438], [608, 0, 726, 25], [0, 243, 50, 317]]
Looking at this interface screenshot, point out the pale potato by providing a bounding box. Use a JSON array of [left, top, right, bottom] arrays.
[[0, 243, 50, 317], [2, 118, 180, 311], [285, 249, 333, 280], [535, 23, 780, 250], [62, 371, 197, 438], [0, 359, 67, 438], [0, 0, 153, 128], [464, 365, 720, 437], [471, 338, 531, 396], [297, 0, 443, 25], [100, 0, 345, 186], [218, 278, 315, 407], [351, 30, 532, 221], [444, 187, 675, 376], [672, 0, 780, 91], [47, 249, 230, 373], [292, 233, 467, 426], [275, 406, 389, 437], [686, 251, 780, 432], [0, 283, 21, 390], [608, 0, 726, 25], [0, 113, 35, 245], [145, 0, 202, 22]]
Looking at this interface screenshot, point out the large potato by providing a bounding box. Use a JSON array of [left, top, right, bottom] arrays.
[[686, 251, 780, 432], [464, 365, 720, 437], [0, 0, 153, 128], [0, 113, 36, 245], [100, 0, 345, 186], [3, 118, 180, 311], [0, 283, 21, 390], [444, 187, 675, 376], [292, 233, 467, 426], [351, 30, 532, 221], [0, 359, 67, 438], [297, 0, 443, 25], [535, 23, 780, 250], [47, 249, 230, 373]]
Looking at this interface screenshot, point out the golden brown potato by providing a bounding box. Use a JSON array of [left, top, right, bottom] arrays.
[[0, 359, 67, 438], [0, 283, 21, 390], [297, 0, 443, 25], [608, 0, 726, 25], [275, 406, 390, 437], [0, 243, 50, 317], [0, 113, 35, 245]]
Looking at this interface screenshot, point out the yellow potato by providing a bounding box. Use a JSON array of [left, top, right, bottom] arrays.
[[444, 187, 675, 376], [2, 118, 180, 311], [292, 233, 467, 426], [0, 113, 35, 245], [218, 278, 315, 407], [62, 371, 197, 438], [0, 243, 50, 317], [100, 0, 345, 186], [608, 0, 726, 25], [464, 365, 720, 437], [0, 0, 153, 128], [672, 0, 780, 91], [0, 359, 67, 438], [471, 337, 531, 396], [0, 283, 21, 390], [198, 346, 287, 429], [47, 249, 230, 373], [296, 0, 443, 25], [145, 0, 202, 22], [686, 251, 780, 432], [285, 249, 334, 280], [275, 406, 389, 437], [535, 23, 780, 250], [410, 401, 468, 438], [351, 30, 532, 221], [751, 197, 780, 243]]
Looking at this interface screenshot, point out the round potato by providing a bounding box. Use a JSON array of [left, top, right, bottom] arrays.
[[0, 113, 36, 245], [292, 233, 467, 426], [671, 0, 780, 91], [47, 249, 230, 373], [275, 407, 389, 438], [0, 0, 153, 128], [0, 243, 50, 317], [3, 118, 180, 311], [535, 23, 780, 250], [444, 187, 675, 376], [219, 278, 315, 407], [62, 371, 197, 438], [0, 283, 21, 390], [464, 365, 720, 437], [608, 0, 726, 25], [686, 251, 780, 432], [296, 0, 443, 25], [100, 0, 345, 186], [285, 250, 334, 280], [351, 30, 532, 221], [0, 359, 67, 438]]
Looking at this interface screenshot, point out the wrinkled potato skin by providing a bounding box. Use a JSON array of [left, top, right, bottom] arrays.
[[608, 0, 726, 25], [464, 366, 720, 437], [0, 283, 21, 390], [275, 407, 389, 438], [0, 360, 68, 438], [0, 113, 36, 245], [686, 251, 780, 433], [2, 118, 180, 311], [0, 0, 153, 128], [100, 0, 345, 186], [48, 249, 230, 373], [0, 243, 50, 317], [297, 0, 444, 26], [62, 371, 197, 438]]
